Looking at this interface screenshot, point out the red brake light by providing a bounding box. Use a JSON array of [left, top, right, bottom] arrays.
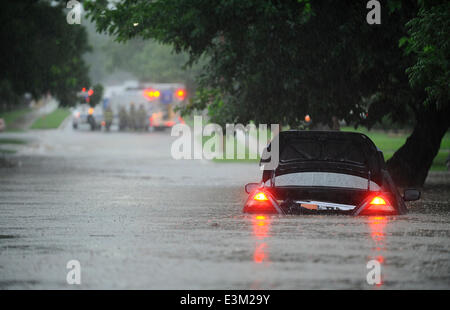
[[244, 190, 279, 214], [370, 196, 386, 205], [253, 192, 268, 201], [360, 195, 395, 215]]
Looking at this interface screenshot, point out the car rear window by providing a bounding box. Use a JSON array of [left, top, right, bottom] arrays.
[[267, 172, 381, 191]]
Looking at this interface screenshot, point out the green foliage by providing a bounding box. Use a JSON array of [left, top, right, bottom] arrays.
[[179, 87, 235, 127], [0, 80, 21, 108], [404, 1, 449, 109], [83, 10, 204, 88], [102, 39, 203, 85], [90, 84, 104, 107], [0, 0, 91, 107], [85, 0, 423, 128]]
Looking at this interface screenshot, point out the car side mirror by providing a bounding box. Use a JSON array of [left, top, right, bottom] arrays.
[[403, 189, 421, 201], [245, 183, 260, 194], [259, 145, 271, 165]]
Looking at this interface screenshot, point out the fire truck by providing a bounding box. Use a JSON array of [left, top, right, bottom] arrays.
[[110, 82, 186, 131]]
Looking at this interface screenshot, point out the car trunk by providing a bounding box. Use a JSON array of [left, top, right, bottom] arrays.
[[261, 131, 385, 186]]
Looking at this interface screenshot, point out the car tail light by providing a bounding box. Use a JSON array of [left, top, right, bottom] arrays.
[[358, 195, 395, 215], [243, 190, 280, 214], [370, 196, 386, 205], [253, 192, 268, 201]]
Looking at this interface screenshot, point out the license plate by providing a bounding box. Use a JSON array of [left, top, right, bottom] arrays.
[[296, 200, 356, 211]]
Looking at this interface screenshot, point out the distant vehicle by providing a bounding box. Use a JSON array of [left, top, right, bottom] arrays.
[[244, 130, 420, 215], [72, 104, 104, 131], [110, 83, 186, 131]]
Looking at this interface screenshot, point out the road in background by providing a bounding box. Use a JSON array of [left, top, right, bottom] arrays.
[[0, 123, 449, 289]]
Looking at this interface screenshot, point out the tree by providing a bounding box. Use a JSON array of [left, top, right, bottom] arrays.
[[85, 0, 449, 186], [0, 0, 91, 107], [386, 0, 450, 186], [89, 83, 104, 107], [102, 39, 203, 86], [83, 18, 204, 89]]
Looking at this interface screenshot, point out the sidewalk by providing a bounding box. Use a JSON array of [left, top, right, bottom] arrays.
[[3, 97, 59, 132]]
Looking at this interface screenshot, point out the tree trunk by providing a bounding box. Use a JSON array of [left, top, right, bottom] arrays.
[[386, 104, 450, 188]]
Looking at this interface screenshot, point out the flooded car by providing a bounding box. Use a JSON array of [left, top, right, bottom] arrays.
[[244, 130, 421, 216]]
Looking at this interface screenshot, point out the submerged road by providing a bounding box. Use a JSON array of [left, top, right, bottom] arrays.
[[0, 124, 449, 289]]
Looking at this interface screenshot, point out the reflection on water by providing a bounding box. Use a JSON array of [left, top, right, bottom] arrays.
[[367, 216, 388, 286], [253, 243, 268, 263], [248, 215, 391, 287], [251, 215, 271, 264]]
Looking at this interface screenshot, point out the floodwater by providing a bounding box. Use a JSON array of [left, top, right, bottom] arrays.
[[0, 125, 449, 289]]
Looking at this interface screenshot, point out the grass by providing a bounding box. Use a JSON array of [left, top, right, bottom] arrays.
[[30, 108, 70, 129], [0, 108, 30, 131], [0, 138, 27, 155], [209, 132, 263, 163], [428, 151, 450, 171], [341, 126, 450, 171], [341, 126, 450, 150], [211, 137, 260, 163], [0, 149, 17, 154], [0, 138, 27, 145]]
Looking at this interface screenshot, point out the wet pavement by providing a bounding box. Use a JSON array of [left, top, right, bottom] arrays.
[[0, 125, 449, 289]]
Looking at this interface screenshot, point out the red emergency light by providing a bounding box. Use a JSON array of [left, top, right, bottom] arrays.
[[144, 88, 160, 101], [175, 88, 186, 100]]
